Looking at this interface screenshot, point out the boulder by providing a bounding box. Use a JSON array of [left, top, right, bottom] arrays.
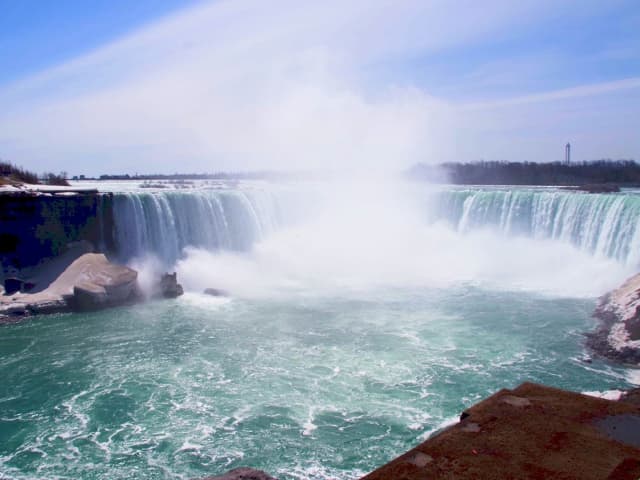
[[62, 254, 139, 311], [0, 253, 141, 317], [159, 272, 184, 298]]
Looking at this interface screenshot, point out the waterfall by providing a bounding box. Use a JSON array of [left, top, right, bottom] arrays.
[[428, 188, 640, 265], [111, 188, 289, 264], [108, 183, 640, 268]]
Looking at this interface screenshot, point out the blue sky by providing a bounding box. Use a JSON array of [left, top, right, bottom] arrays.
[[0, 0, 639, 175], [0, 0, 203, 86]]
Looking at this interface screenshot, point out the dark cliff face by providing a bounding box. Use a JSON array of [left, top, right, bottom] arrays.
[[0, 192, 115, 272]]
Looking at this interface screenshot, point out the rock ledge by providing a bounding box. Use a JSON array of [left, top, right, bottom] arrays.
[[0, 253, 140, 320], [586, 272, 640, 366]]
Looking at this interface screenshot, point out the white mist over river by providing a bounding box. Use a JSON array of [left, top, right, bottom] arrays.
[[1, 180, 639, 479], [111, 180, 635, 298]]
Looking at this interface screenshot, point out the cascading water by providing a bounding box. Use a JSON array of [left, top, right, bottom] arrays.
[[111, 188, 292, 264], [427, 188, 640, 265], [109, 184, 640, 268]]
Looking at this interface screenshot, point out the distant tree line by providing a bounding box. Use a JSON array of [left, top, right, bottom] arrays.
[[42, 171, 70, 186], [407, 160, 640, 186], [97, 171, 287, 181], [0, 160, 69, 186], [0, 161, 40, 184]]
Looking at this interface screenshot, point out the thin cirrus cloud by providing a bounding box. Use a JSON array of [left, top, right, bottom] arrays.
[[0, 0, 638, 175]]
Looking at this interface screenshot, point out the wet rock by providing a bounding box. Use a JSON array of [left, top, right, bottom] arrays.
[[579, 355, 593, 364], [4, 302, 27, 315], [64, 255, 139, 311], [200, 468, 277, 480], [25, 298, 68, 315], [204, 287, 227, 297], [159, 272, 184, 298], [72, 282, 110, 311]]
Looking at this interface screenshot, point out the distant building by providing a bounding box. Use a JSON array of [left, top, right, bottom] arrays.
[[565, 142, 571, 164]]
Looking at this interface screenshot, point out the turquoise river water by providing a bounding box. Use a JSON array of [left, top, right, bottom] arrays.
[[1, 181, 639, 479]]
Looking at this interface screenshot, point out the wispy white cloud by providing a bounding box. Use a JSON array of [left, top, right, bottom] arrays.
[[0, 0, 638, 174], [466, 77, 640, 109]]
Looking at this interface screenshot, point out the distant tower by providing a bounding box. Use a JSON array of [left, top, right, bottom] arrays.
[[565, 142, 571, 164]]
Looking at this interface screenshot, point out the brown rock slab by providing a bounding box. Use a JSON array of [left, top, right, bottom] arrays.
[[361, 382, 640, 480]]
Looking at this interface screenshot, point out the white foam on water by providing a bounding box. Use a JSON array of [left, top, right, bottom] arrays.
[[626, 369, 640, 386], [175, 181, 632, 300], [418, 415, 459, 441], [177, 292, 234, 311], [302, 407, 318, 436], [582, 390, 624, 401], [196, 425, 215, 439], [175, 441, 202, 454]]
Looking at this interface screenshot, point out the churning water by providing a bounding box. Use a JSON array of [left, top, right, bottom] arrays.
[[1, 180, 639, 479]]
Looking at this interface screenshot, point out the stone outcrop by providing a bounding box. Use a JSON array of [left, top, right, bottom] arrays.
[[586, 272, 640, 366], [0, 253, 140, 320], [65, 255, 140, 311], [361, 382, 640, 480], [159, 272, 184, 298]]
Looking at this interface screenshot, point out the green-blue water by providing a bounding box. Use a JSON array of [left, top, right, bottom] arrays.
[[0, 287, 635, 480]]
